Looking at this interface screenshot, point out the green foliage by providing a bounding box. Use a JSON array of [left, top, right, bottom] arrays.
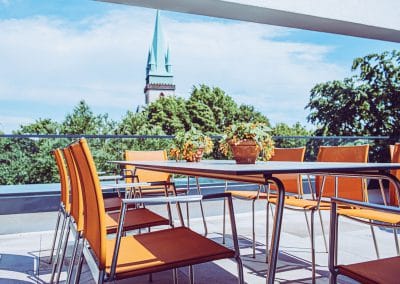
[[235, 105, 270, 125], [307, 50, 400, 137], [306, 50, 400, 161], [1, 85, 273, 184], [18, 118, 59, 134], [219, 122, 274, 161], [272, 122, 311, 148], [61, 100, 116, 134], [146, 96, 191, 135], [170, 128, 213, 161]]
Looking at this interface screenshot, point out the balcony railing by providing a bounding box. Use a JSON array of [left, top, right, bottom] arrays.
[[0, 134, 394, 214]]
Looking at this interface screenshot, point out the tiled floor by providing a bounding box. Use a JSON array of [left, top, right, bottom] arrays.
[[0, 199, 397, 283]]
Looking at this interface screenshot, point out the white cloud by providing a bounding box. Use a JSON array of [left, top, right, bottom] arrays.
[[0, 8, 345, 132], [0, 115, 34, 133]]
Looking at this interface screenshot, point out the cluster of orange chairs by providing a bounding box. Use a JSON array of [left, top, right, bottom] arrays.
[[226, 144, 400, 283], [49, 138, 244, 284], [50, 140, 400, 283]]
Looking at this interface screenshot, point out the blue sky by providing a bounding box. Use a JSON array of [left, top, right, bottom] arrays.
[[0, 0, 399, 133]]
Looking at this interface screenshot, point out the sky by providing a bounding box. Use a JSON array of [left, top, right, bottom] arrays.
[[0, 0, 399, 133]]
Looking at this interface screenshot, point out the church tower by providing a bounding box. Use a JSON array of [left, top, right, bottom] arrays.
[[144, 10, 175, 105]]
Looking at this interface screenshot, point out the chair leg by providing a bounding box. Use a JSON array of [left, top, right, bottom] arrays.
[[55, 218, 72, 284], [50, 214, 68, 283], [66, 231, 81, 284], [98, 270, 105, 284], [49, 208, 62, 264], [236, 255, 244, 284], [189, 265, 194, 284], [222, 197, 226, 244], [73, 243, 84, 284], [173, 268, 178, 284], [394, 228, 400, 255], [311, 210, 316, 284], [328, 206, 339, 284], [304, 210, 311, 238], [329, 270, 338, 284], [195, 177, 208, 236], [186, 202, 190, 228], [266, 201, 270, 263], [187, 176, 190, 227], [318, 210, 328, 253], [222, 181, 228, 244], [252, 199, 256, 258], [369, 223, 380, 259]]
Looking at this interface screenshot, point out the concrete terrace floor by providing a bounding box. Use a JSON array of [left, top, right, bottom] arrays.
[[0, 198, 397, 284]]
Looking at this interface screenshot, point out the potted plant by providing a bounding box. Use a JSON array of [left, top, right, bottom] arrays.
[[169, 128, 214, 162], [219, 122, 274, 164]]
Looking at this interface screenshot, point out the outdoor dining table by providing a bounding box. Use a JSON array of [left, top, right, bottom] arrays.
[[110, 159, 400, 284]]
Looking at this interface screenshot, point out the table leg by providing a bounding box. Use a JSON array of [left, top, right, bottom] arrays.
[[266, 176, 285, 284]]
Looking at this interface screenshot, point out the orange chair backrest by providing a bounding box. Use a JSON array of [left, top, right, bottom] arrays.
[[125, 150, 169, 183], [70, 139, 107, 269], [316, 145, 369, 201], [269, 147, 306, 194], [389, 143, 400, 206], [53, 149, 70, 213], [390, 145, 395, 160], [63, 147, 84, 232]]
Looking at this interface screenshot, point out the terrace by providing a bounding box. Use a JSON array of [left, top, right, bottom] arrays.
[[1, 1, 400, 283], [0, 135, 399, 283]]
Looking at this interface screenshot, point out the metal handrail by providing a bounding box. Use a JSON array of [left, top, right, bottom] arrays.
[[0, 133, 392, 140]]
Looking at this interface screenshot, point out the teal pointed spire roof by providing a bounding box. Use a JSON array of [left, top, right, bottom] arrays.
[[146, 10, 172, 78]]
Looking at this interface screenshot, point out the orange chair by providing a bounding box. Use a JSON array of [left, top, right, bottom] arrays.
[[268, 145, 370, 281], [50, 147, 170, 284], [329, 197, 400, 284], [48, 149, 71, 265], [335, 143, 400, 259], [225, 147, 306, 258], [70, 138, 244, 283], [389, 143, 400, 206], [125, 150, 208, 233]]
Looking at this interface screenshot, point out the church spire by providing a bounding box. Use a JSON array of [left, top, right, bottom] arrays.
[[144, 10, 175, 105], [146, 10, 172, 77]]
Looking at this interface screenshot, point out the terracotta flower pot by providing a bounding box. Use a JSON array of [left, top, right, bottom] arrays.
[[229, 140, 260, 164]]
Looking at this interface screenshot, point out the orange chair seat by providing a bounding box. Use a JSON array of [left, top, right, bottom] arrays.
[[105, 227, 235, 279], [105, 208, 170, 234], [104, 197, 123, 212], [339, 208, 400, 224], [228, 190, 270, 200], [228, 190, 301, 201], [338, 256, 400, 284], [268, 197, 332, 210]]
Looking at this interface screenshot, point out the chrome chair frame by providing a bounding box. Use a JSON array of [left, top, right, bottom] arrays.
[[329, 196, 400, 283], [74, 193, 244, 284]]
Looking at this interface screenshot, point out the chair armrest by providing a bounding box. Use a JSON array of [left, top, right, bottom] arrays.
[[98, 174, 123, 181], [101, 182, 150, 191], [331, 197, 400, 214], [121, 195, 203, 205]]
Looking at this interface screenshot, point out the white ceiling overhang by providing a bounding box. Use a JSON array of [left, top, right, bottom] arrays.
[[97, 0, 400, 43]]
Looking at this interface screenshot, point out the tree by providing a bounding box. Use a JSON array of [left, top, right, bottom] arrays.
[[235, 105, 270, 125], [306, 50, 400, 137], [61, 100, 115, 134], [17, 118, 59, 134], [306, 50, 400, 161], [146, 96, 191, 135], [188, 85, 239, 133]]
